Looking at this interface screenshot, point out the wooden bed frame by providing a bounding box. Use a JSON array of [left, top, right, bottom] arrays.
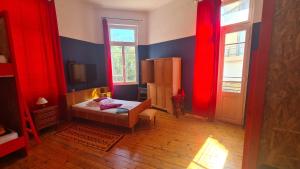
[[66, 88, 151, 131]]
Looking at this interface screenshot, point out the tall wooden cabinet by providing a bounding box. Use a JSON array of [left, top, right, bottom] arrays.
[[141, 57, 181, 114]]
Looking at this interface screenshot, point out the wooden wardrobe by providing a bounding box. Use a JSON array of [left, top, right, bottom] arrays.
[[141, 57, 181, 114]]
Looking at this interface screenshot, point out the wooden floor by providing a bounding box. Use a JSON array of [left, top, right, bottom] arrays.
[[0, 111, 244, 169]]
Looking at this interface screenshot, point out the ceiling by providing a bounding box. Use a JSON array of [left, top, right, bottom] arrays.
[[86, 0, 176, 11]]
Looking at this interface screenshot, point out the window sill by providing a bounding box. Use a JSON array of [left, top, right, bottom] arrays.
[[113, 82, 138, 86]]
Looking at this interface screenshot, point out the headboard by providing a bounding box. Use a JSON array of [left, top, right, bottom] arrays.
[[65, 87, 110, 114]]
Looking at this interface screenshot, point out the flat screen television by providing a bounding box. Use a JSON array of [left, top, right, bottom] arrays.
[[68, 63, 97, 84]]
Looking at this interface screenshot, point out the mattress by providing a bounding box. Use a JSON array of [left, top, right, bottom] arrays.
[[72, 99, 141, 116], [0, 129, 18, 145]]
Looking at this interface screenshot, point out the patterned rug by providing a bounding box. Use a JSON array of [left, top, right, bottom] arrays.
[[56, 124, 124, 152]]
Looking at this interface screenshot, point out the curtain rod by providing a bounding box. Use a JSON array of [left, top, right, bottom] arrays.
[[102, 17, 143, 22]]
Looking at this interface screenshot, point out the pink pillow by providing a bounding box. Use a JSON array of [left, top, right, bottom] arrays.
[[100, 103, 122, 110], [93, 97, 108, 102]]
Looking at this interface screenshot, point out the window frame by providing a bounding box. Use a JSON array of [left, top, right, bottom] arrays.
[[221, 0, 254, 27], [108, 24, 139, 85]]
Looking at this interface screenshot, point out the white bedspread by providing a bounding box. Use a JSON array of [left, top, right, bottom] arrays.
[[72, 99, 141, 115]]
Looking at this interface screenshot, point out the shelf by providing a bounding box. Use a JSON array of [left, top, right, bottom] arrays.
[[0, 13, 27, 159], [0, 63, 14, 77], [0, 136, 26, 158]]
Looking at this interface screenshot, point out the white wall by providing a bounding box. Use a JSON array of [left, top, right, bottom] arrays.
[[252, 0, 263, 23], [147, 0, 264, 44], [148, 0, 197, 44], [55, 0, 99, 43], [55, 0, 264, 45], [55, 0, 148, 45]]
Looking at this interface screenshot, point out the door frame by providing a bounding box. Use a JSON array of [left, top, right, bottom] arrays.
[[216, 23, 253, 125], [242, 0, 276, 168]]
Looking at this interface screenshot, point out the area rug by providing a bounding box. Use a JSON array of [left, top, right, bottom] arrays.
[[56, 124, 124, 152]]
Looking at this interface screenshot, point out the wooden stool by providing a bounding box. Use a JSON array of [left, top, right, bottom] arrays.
[[139, 109, 157, 125]]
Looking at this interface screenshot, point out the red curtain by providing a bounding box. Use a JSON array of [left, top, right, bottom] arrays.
[[46, 0, 68, 107], [1, 0, 66, 107], [192, 0, 221, 119], [102, 18, 114, 96]]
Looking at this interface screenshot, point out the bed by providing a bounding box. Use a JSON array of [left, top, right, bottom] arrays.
[[66, 88, 151, 131]]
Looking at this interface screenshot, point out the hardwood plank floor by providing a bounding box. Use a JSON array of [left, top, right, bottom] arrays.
[[0, 111, 244, 169]]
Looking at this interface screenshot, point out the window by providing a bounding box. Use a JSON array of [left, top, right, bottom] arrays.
[[110, 28, 135, 42], [109, 25, 138, 84], [222, 30, 246, 93], [221, 0, 250, 26]]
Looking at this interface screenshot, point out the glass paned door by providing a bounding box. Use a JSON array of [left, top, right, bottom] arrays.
[[216, 25, 251, 125], [222, 30, 246, 93]]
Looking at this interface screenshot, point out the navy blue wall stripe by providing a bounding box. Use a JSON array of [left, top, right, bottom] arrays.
[[251, 22, 261, 51], [60, 36, 107, 92]]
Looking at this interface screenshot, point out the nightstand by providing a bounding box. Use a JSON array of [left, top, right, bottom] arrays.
[[32, 105, 59, 131]]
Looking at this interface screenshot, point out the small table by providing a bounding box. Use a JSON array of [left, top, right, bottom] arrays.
[[32, 105, 59, 131]]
